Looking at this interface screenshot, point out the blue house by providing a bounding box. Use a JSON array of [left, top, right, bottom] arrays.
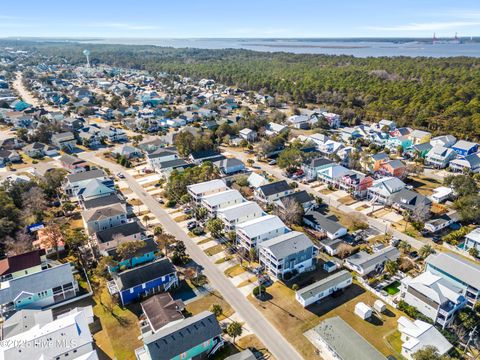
[[110, 258, 178, 306], [107, 238, 159, 273], [452, 140, 478, 158]]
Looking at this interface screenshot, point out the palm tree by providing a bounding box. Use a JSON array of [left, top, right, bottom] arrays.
[[398, 240, 412, 254], [209, 304, 223, 318], [384, 259, 399, 275], [142, 215, 150, 228], [419, 244, 434, 259]]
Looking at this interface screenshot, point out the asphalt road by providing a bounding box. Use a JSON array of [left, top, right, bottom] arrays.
[[222, 147, 425, 250], [79, 151, 304, 360]]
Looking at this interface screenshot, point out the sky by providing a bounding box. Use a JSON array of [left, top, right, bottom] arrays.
[[1, 0, 480, 38]]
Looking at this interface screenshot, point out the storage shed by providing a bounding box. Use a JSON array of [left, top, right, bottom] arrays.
[[374, 300, 387, 313], [354, 302, 372, 320]]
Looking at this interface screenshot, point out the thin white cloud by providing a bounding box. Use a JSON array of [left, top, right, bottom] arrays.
[[364, 21, 480, 32]]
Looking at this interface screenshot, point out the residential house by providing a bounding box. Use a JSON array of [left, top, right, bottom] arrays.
[[82, 202, 128, 234], [451, 140, 478, 158], [397, 316, 452, 360], [82, 193, 123, 210], [295, 270, 352, 307], [426, 252, 480, 307], [236, 215, 289, 251], [78, 126, 102, 148], [387, 135, 412, 151], [400, 271, 467, 328], [464, 227, 480, 253], [287, 115, 310, 129], [390, 127, 411, 138], [59, 154, 89, 173], [109, 258, 178, 306], [254, 180, 294, 204], [187, 179, 228, 203], [78, 178, 116, 202], [0, 306, 98, 360], [449, 152, 480, 173], [95, 221, 146, 254], [23, 142, 58, 158], [338, 171, 374, 199], [275, 190, 315, 211], [216, 201, 265, 231], [367, 176, 406, 205], [363, 152, 389, 172], [303, 209, 348, 239], [409, 130, 431, 145], [424, 213, 458, 233], [155, 158, 192, 178], [51, 131, 76, 150], [301, 157, 334, 181], [0, 262, 78, 315], [189, 150, 223, 164], [259, 231, 317, 280], [378, 119, 397, 131], [265, 122, 287, 136], [430, 187, 453, 203], [100, 126, 128, 142], [344, 246, 400, 276], [0, 149, 21, 165], [108, 237, 159, 273], [378, 159, 407, 179], [113, 145, 143, 159], [138, 292, 185, 337], [408, 142, 432, 159], [146, 149, 178, 170], [213, 158, 245, 175], [320, 238, 347, 256], [430, 135, 457, 148], [247, 172, 269, 189], [201, 189, 244, 217], [391, 189, 432, 217], [239, 128, 257, 142], [425, 146, 457, 168], [316, 164, 351, 186], [135, 311, 223, 360], [318, 139, 344, 156], [63, 169, 113, 199], [321, 112, 341, 128], [305, 316, 385, 360], [0, 249, 47, 281]]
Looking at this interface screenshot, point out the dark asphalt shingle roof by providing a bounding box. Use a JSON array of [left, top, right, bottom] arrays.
[[82, 193, 123, 210], [303, 210, 346, 235], [96, 221, 145, 244], [144, 311, 221, 359], [278, 190, 313, 207], [258, 180, 291, 197], [115, 258, 176, 290]]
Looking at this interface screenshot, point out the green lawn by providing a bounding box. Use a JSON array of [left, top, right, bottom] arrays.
[[185, 291, 234, 321], [383, 281, 401, 295]]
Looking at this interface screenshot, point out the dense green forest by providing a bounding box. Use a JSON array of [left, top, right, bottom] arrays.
[[3, 40, 480, 139]]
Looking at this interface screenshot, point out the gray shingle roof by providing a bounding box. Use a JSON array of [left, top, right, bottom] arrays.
[[303, 210, 345, 235], [260, 231, 314, 259], [0, 263, 75, 304], [296, 270, 352, 301], [143, 311, 222, 359], [96, 221, 144, 244], [115, 258, 176, 291], [258, 180, 291, 197], [66, 169, 106, 183]]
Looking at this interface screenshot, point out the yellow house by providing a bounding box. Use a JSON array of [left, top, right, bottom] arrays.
[[409, 129, 431, 145]]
